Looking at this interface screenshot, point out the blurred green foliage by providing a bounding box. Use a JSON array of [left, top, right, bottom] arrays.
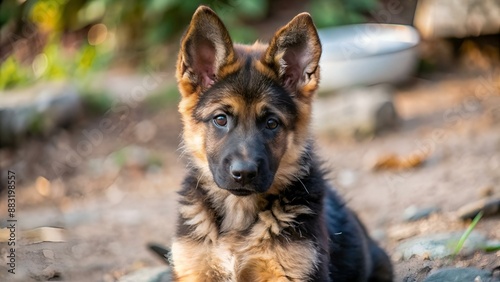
[[0, 57, 32, 89], [1, 0, 377, 90], [0, 0, 270, 90], [310, 0, 377, 28]]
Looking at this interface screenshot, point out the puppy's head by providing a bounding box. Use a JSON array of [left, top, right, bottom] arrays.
[[177, 6, 321, 196]]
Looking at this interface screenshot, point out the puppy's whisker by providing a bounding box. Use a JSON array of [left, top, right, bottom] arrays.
[[176, 143, 189, 161], [195, 172, 205, 191], [294, 174, 309, 194]]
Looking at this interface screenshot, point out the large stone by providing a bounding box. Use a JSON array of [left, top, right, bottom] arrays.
[[423, 267, 494, 282], [414, 0, 500, 38], [313, 84, 397, 139], [395, 231, 488, 261], [0, 82, 82, 146]]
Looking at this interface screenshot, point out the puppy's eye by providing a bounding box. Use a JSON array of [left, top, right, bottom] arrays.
[[266, 118, 279, 130], [213, 114, 228, 127]]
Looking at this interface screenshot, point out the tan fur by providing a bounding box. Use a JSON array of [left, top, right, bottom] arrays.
[[172, 239, 234, 282], [269, 99, 313, 193], [196, 95, 246, 122], [253, 59, 279, 80], [179, 202, 219, 242], [237, 242, 318, 281], [173, 196, 316, 281]]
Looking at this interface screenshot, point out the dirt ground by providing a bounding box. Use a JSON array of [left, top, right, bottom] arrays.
[[0, 68, 500, 281]]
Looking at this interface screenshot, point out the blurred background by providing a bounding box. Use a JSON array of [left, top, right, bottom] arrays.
[[0, 0, 499, 281], [0, 0, 420, 90]]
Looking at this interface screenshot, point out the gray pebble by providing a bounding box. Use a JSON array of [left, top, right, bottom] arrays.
[[395, 231, 488, 261], [403, 206, 440, 222], [424, 267, 495, 282], [42, 249, 55, 259], [456, 198, 500, 220]]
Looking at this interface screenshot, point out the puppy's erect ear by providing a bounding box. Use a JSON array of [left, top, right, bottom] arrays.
[[177, 6, 235, 95], [263, 13, 322, 99]]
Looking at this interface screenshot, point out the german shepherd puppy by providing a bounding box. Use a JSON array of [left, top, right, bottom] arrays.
[[172, 5, 393, 282]]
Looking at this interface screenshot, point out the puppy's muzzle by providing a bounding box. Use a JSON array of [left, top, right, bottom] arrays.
[[230, 159, 258, 185]]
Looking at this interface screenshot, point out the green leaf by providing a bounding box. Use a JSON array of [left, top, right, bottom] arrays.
[[453, 211, 484, 256]]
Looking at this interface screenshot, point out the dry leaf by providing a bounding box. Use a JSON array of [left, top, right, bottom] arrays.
[[373, 152, 428, 171], [35, 176, 51, 197]]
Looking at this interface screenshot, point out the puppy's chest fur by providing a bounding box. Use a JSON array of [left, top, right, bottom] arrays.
[[172, 180, 321, 282]]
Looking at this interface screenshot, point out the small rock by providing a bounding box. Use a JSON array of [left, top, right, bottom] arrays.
[[118, 267, 171, 282], [423, 267, 493, 282], [42, 249, 55, 259], [395, 231, 488, 261], [456, 197, 500, 220], [41, 265, 62, 280], [388, 224, 420, 241], [403, 265, 433, 282], [479, 186, 494, 198], [403, 206, 441, 222]]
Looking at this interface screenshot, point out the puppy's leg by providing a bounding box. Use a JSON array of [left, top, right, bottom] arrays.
[[368, 240, 393, 282], [171, 239, 233, 282]]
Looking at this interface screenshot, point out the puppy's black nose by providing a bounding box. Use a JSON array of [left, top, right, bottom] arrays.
[[230, 160, 257, 185]]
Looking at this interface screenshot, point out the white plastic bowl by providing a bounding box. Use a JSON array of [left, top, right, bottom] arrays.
[[318, 24, 420, 91]]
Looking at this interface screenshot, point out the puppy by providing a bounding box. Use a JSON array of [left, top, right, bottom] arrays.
[[171, 5, 393, 282]]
